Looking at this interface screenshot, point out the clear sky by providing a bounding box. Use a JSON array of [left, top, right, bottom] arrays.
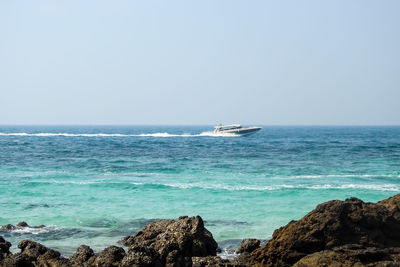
[[1, 0, 399, 125]]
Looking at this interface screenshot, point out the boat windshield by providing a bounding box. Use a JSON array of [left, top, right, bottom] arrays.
[[215, 124, 242, 130]]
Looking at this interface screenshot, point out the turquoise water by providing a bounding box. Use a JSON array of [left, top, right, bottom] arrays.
[[1, 126, 400, 255]]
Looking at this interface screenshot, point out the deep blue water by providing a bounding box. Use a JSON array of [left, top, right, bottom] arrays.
[[0, 126, 399, 255]]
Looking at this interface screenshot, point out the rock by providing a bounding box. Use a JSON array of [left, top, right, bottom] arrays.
[[121, 245, 160, 267], [4, 240, 70, 267], [0, 236, 12, 262], [17, 221, 29, 228], [293, 244, 400, 267], [120, 215, 218, 267], [236, 239, 260, 254], [378, 194, 400, 221], [70, 245, 95, 266], [94, 246, 126, 266], [2, 253, 33, 267], [0, 224, 16, 230], [119, 219, 175, 247], [0, 222, 46, 231], [70, 245, 126, 267], [246, 196, 400, 266], [192, 256, 245, 267]]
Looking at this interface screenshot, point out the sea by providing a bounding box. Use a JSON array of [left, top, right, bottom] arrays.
[[1, 125, 400, 256]]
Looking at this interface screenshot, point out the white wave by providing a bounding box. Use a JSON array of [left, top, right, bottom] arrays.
[[218, 250, 238, 260], [164, 183, 296, 191], [0, 132, 238, 138], [23, 179, 400, 192], [286, 174, 400, 179], [161, 182, 400, 192], [25, 178, 400, 192], [12, 226, 51, 235], [34, 179, 112, 185]]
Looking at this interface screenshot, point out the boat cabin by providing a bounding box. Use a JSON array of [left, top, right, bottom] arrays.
[[214, 124, 242, 132]]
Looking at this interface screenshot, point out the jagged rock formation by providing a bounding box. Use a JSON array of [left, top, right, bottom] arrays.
[[120, 215, 218, 266], [0, 236, 12, 262], [69, 245, 95, 266], [2, 240, 70, 267], [236, 239, 260, 254], [293, 244, 400, 267], [0, 215, 222, 267], [192, 256, 244, 267], [378, 193, 400, 220], [245, 195, 400, 266]]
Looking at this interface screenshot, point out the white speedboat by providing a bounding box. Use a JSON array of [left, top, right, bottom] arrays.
[[213, 124, 261, 136]]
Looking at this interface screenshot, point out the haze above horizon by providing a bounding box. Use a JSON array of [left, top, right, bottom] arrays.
[[1, 1, 399, 125]]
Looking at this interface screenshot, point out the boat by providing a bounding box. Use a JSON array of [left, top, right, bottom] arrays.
[[213, 124, 261, 136]]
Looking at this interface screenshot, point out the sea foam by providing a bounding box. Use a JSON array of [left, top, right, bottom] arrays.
[[0, 132, 237, 137]]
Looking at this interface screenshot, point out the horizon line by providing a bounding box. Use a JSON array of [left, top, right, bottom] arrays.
[[0, 124, 400, 127]]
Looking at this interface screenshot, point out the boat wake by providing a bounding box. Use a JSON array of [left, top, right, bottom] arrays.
[[0, 132, 238, 138]]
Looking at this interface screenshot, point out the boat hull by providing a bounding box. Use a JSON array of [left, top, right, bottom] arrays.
[[216, 127, 261, 136]]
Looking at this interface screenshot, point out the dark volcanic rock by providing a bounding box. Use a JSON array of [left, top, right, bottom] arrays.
[[293, 244, 400, 267], [94, 246, 126, 267], [121, 245, 160, 267], [192, 256, 245, 267], [70, 245, 95, 266], [237, 239, 260, 254], [16, 221, 29, 228], [1, 224, 16, 231], [246, 196, 400, 266], [0, 236, 12, 262], [378, 193, 400, 221], [120, 215, 218, 267], [3, 240, 70, 267], [119, 219, 175, 247], [0, 222, 46, 231]]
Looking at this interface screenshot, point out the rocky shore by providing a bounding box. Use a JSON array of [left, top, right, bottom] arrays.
[[3, 194, 400, 266]]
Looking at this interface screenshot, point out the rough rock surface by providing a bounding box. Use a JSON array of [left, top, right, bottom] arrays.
[[192, 256, 245, 267], [3, 240, 70, 267], [94, 246, 126, 266], [237, 239, 260, 254], [120, 215, 218, 267], [378, 194, 400, 221], [246, 196, 400, 266], [69, 245, 95, 266], [293, 244, 400, 267], [0, 236, 12, 262], [0, 215, 221, 266]]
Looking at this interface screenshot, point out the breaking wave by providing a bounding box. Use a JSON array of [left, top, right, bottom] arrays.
[[160, 183, 400, 192], [281, 174, 400, 179], [0, 132, 238, 138], [4, 227, 51, 235], [24, 180, 400, 192]]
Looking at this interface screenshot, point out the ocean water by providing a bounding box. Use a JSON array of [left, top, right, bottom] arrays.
[[1, 125, 400, 255]]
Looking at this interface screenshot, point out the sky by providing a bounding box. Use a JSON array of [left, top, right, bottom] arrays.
[[0, 0, 399, 125]]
